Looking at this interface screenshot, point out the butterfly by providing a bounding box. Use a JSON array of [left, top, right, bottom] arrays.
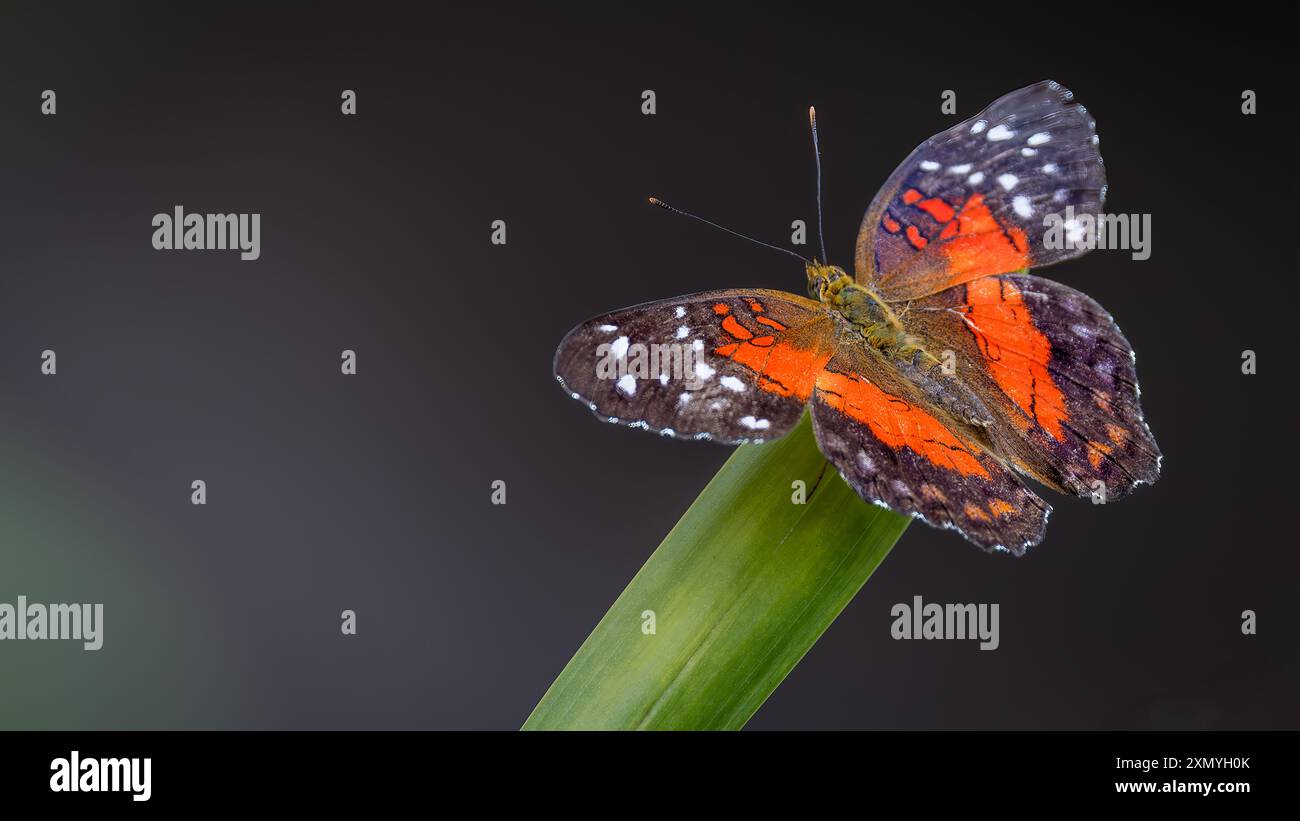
[[553, 81, 1161, 555]]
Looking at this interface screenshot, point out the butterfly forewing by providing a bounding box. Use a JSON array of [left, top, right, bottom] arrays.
[[857, 80, 1107, 301], [554, 289, 836, 444]]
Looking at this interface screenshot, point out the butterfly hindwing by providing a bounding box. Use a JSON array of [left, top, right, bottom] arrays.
[[810, 346, 1050, 554], [906, 273, 1161, 499], [856, 81, 1106, 301], [554, 289, 836, 444]]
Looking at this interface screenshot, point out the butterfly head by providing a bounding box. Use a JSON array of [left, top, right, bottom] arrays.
[[805, 261, 851, 301]]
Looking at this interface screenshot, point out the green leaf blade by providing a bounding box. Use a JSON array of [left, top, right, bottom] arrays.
[[524, 413, 910, 730]]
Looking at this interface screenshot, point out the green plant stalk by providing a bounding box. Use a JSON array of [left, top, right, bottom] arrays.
[[523, 413, 910, 730]]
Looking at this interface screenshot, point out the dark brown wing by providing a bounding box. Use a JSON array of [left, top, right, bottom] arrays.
[[554, 289, 836, 444]]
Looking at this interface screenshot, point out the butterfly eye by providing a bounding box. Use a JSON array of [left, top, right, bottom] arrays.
[[806, 275, 826, 300]]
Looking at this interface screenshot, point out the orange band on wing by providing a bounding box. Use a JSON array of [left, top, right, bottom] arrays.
[[965, 277, 1067, 440], [905, 225, 928, 249], [988, 498, 1015, 517], [1086, 440, 1113, 469], [816, 371, 989, 477], [721, 315, 753, 340], [940, 194, 1030, 278], [716, 340, 832, 400], [917, 197, 955, 223]]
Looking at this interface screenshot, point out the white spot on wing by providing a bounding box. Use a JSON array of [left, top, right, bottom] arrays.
[[676, 325, 689, 339], [987, 124, 1015, 141], [1013, 196, 1032, 218], [997, 173, 1019, 191], [695, 361, 715, 380], [967, 171, 985, 185], [719, 375, 746, 392], [739, 416, 770, 430], [1064, 218, 1084, 243], [598, 324, 618, 332], [970, 120, 987, 134], [674, 306, 686, 318], [920, 160, 941, 171], [1027, 132, 1050, 146], [611, 336, 630, 358], [617, 374, 636, 395], [948, 163, 972, 174]]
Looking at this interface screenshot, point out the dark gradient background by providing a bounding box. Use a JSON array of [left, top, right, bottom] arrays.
[[1, 4, 1294, 729]]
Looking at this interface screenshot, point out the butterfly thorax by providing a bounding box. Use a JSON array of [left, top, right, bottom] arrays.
[[806, 262, 937, 365]]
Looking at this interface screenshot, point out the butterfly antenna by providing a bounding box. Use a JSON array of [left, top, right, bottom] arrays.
[[809, 106, 828, 264], [648, 197, 809, 263]]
